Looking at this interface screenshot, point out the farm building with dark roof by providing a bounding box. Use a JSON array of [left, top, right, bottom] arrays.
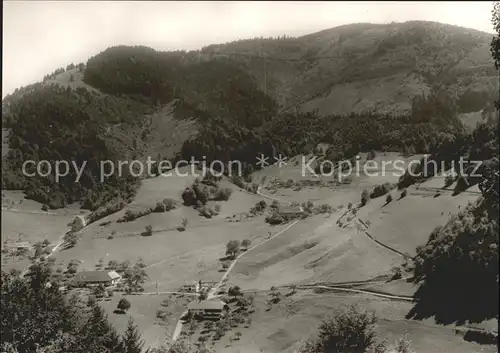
[[72, 270, 121, 287], [187, 299, 229, 320]]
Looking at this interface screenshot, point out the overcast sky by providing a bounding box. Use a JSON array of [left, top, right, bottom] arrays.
[[2, 1, 496, 97]]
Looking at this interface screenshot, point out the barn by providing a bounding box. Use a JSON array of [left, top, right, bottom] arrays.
[[72, 270, 121, 287], [187, 299, 229, 320]]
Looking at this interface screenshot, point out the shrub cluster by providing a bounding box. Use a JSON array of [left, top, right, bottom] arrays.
[[182, 175, 233, 214], [370, 182, 393, 199]]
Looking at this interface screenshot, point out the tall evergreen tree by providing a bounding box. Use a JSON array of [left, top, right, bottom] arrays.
[[121, 317, 144, 353], [79, 303, 123, 353]]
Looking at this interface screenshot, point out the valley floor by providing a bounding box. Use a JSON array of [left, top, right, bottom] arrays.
[[1, 154, 496, 352]]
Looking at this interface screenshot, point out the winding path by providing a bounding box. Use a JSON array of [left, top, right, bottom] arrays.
[[20, 232, 68, 278], [1, 207, 68, 216], [19, 215, 87, 278], [355, 216, 413, 259], [299, 284, 414, 302], [255, 186, 292, 206]]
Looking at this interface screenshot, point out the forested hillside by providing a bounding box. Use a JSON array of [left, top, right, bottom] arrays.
[[2, 85, 145, 210], [2, 21, 498, 210], [404, 7, 500, 327]]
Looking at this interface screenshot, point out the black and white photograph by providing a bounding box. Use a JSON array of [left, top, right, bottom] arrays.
[[1, 1, 499, 352]]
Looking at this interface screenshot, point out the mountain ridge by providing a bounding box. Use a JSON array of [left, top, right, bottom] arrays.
[[2, 20, 498, 209], [201, 20, 496, 115]]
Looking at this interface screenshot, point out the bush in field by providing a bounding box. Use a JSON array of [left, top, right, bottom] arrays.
[[370, 182, 392, 199], [178, 217, 188, 231], [397, 161, 422, 190], [118, 208, 152, 223], [241, 239, 251, 250], [267, 290, 283, 305], [123, 262, 148, 292], [216, 187, 233, 201], [392, 266, 403, 280], [107, 260, 119, 270], [226, 240, 240, 258], [231, 176, 246, 189], [199, 205, 217, 218], [122, 210, 135, 222], [247, 183, 259, 194], [67, 259, 80, 275], [142, 225, 153, 236], [200, 173, 221, 187], [184, 180, 232, 207], [393, 336, 415, 353], [153, 198, 177, 212], [315, 204, 333, 214], [87, 199, 126, 224], [136, 257, 147, 268], [117, 298, 131, 313], [361, 189, 370, 206], [96, 258, 104, 270], [444, 175, 455, 188], [453, 175, 470, 194], [386, 194, 393, 204], [194, 184, 210, 204], [228, 286, 243, 296], [181, 187, 198, 206], [302, 200, 315, 213], [118, 260, 130, 273], [255, 200, 267, 212], [297, 305, 385, 353]]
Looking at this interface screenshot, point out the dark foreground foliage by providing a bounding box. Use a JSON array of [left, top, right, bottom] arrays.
[[1, 263, 144, 353], [298, 305, 415, 353], [406, 7, 499, 325]]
